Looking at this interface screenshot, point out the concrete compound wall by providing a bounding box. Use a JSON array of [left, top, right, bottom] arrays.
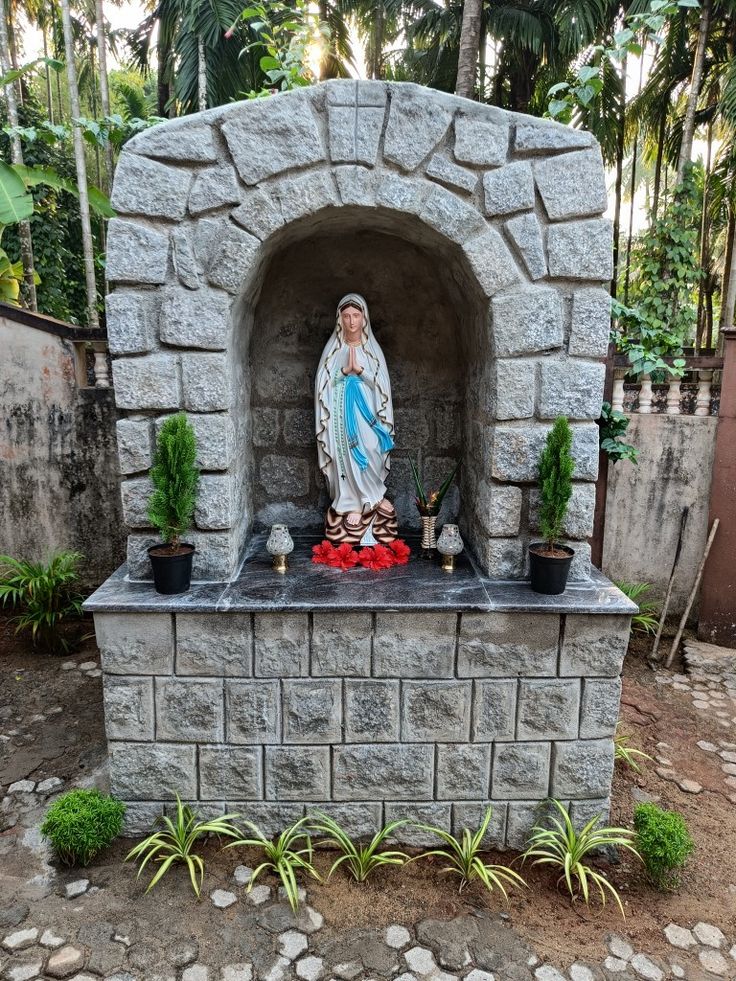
[[0, 312, 125, 587], [602, 414, 717, 615]]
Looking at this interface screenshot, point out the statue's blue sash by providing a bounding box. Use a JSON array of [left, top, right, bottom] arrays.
[[343, 374, 394, 471]]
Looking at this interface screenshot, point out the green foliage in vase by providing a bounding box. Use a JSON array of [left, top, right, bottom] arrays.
[[147, 414, 199, 551], [522, 799, 640, 918], [633, 802, 694, 890], [538, 417, 574, 550], [0, 551, 84, 654], [309, 813, 409, 883], [614, 724, 654, 773], [226, 816, 320, 912], [412, 806, 527, 898], [410, 459, 459, 512], [125, 795, 241, 897], [41, 789, 126, 866], [614, 581, 659, 634], [598, 402, 638, 465]]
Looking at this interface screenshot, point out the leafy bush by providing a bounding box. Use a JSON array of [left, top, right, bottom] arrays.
[[614, 724, 653, 773], [309, 813, 409, 883], [41, 789, 126, 866], [522, 799, 639, 917], [413, 806, 526, 898], [226, 816, 319, 911], [633, 803, 693, 890], [0, 551, 84, 654], [125, 795, 241, 896], [147, 414, 199, 551], [538, 417, 574, 550], [599, 402, 638, 466], [614, 581, 659, 635]]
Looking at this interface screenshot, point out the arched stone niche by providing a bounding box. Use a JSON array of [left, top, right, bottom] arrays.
[[107, 80, 612, 582]]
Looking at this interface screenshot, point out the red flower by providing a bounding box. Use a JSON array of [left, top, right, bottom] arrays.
[[312, 540, 335, 565], [371, 544, 395, 569], [357, 547, 375, 568], [388, 540, 411, 564], [328, 542, 360, 570]]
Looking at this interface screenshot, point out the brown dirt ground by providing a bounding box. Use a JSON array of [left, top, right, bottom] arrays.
[[1, 617, 735, 971]]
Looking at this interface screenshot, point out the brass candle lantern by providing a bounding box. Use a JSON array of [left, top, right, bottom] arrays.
[[436, 523, 463, 572], [266, 524, 294, 573]]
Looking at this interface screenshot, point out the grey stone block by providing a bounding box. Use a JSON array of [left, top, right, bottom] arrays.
[[384, 803, 451, 846], [125, 533, 163, 580], [489, 359, 536, 420], [345, 680, 399, 742], [189, 165, 242, 214], [258, 455, 310, 499], [516, 680, 580, 740], [334, 165, 377, 206], [231, 188, 284, 240], [458, 612, 559, 677], [570, 288, 612, 358], [426, 154, 477, 194], [569, 797, 610, 831], [155, 678, 223, 742], [160, 286, 231, 351], [102, 676, 154, 741], [283, 680, 342, 744], [453, 802, 507, 849], [195, 475, 235, 530], [328, 105, 384, 165], [106, 290, 159, 355], [474, 537, 525, 579], [514, 119, 593, 153], [492, 287, 563, 357], [283, 408, 318, 447], [199, 745, 262, 800], [472, 680, 517, 741], [128, 121, 218, 163], [221, 93, 324, 185], [109, 743, 196, 800], [492, 423, 599, 482], [437, 744, 491, 799], [547, 219, 614, 281], [265, 746, 330, 801], [111, 153, 192, 220], [311, 612, 372, 676], [186, 413, 234, 471], [305, 802, 383, 839], [534, 149, 607, 221], [120, 476, 153, 529], [402, 681, 471, 742], [483, 162, 535, 216], [188, 531, 239, 582], [206, 225, 260, 295], [106, 219, 169, 285], [271, 172, 337, 225], [491, 742, 550, 800], [454, 113, 508, 166], [538, 360, 606, 420], [505, 213, 547, 280], [225, 681, 280, 744], [474, 481, 522, 538], [176, 613, 251, 676], [171, 226, 201, 288], [560, 615, 631, 677], [375, 173, 425, 215], [253, 407, 280, 447], [254, 614, 309, 677], [225, 803, 304, 837], [116, 418, 152, 475], [551, 739, 614, 798], [181, 352, 230, 411], [504, 800, 561, 850], [529, 483, 596, 541], [112, 355, 180, 411], [419, 185, 486, 245], [333, 744, 433, 801], [579, 678, 622, 739], [383, 87, 452, 171], [95, 612, 173, 675], [122, 801, 165, 835], [373, 613, 456, 678]]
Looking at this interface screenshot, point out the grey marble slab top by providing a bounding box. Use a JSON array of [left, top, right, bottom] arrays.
[[83, 535, 638, 616]]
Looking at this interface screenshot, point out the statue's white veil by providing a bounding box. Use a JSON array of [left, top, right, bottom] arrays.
[[315, 293, 394, 492]]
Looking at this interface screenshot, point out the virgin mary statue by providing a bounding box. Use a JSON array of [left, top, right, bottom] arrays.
[[315, 293, 398, 544]]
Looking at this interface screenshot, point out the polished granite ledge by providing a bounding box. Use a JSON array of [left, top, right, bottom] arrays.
[[84, 535, 638, 616]]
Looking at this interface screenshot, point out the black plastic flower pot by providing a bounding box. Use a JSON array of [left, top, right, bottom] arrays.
[[148, 544, 195, 595], [529, 543, 575, 595]]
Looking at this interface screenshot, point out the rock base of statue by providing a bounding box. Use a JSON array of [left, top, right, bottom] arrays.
[[325, 506, 398, 545]]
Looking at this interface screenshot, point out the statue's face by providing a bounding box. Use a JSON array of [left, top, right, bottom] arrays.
[[340, 304, 364, 342]]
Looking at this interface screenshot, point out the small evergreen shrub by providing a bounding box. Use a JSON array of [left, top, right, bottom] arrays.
[[633, 802, 693, 889], [41, 789, 126, 866], [147, 413, 199, 552], [538, 417, 575, 551]]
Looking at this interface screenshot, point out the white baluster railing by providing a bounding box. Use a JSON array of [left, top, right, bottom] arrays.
[[694, 369, 713, 416], [666, 378, 682, 415]]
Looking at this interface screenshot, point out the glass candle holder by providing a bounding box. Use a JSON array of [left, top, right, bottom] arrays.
[[436, 523, 463, 572], [266, 524, 294, 573]]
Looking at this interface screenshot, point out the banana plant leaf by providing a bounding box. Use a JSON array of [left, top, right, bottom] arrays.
[[0, 161, 34, 224]]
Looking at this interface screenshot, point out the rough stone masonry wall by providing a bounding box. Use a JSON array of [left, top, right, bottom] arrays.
[[105, 80, 612, 583], [95, 609, 629, 846]]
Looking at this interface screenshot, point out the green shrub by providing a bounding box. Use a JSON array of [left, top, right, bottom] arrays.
[[633, 802, 693, 889], [0, 551, 84, 654], [538, 417, 574, 550], [148, 413, 199, 551], [41, 789, 126, 866]]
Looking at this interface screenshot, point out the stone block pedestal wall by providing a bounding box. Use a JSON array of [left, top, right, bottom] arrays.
[[95, 608, 629, 847]]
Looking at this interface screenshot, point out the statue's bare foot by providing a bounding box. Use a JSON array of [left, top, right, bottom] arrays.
[[346, 512, 363, 528], [377, 498, 395, 515]]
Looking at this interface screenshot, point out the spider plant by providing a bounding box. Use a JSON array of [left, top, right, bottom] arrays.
[[226, 816, 319, 912], [412, 805, 526, 899], [410, 459, 459, 513], [521, 799, 640, 918], [0, 551, 85, 654], [614, 724, 653, 773], [309, 813, 409, 883], [125, 795, 241, 897], [614, 581, 659, 635]]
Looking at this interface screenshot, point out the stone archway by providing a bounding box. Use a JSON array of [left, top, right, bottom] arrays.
[[106, 80, 611, 582]]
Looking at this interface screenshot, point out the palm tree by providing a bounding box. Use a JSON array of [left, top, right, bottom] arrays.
[[455, 0, 481, 98]]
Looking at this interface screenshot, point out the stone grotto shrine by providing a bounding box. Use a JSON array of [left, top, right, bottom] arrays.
[[85, 80, 636, 846]]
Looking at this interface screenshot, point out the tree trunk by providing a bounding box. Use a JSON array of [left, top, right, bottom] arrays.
[[455, 0, 482, 99], [611, 56, 627, 300], [478, 16, 486, 102], [197, 34, 207, 110], [720, 209, 736, 333], [696, 119, 713, 349], [676, 0, 711, 184], [652, 110, 666, 219], [60, 0, 99, 328], [95, 0, 114, 189], [0, 0, 36, 309], [370, 3, 384, 80], [42, 28, 54, 123], [623, 52, 646, 304]]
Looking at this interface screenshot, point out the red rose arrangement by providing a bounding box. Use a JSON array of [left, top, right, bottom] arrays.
[[312, 539, 410, 571]]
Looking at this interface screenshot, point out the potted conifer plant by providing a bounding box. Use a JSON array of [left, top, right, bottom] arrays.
[[529, 416, 575, 595], [147, 413, 199, 595]]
